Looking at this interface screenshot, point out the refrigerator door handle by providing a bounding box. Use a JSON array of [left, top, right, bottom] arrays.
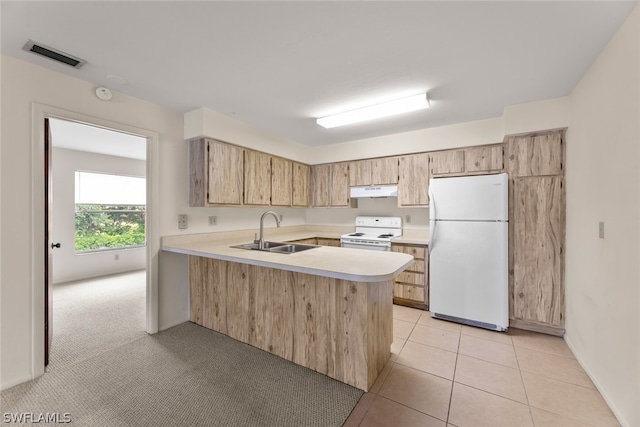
[[429, 187, 435, 253]]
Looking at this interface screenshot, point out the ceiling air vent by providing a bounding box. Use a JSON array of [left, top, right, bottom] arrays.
[[22, 39, 87, 69]]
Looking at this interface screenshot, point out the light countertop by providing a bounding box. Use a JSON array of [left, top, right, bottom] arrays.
[[162, 226, 416, 282]]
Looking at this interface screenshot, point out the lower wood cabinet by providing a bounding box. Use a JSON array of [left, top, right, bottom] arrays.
[[391, 243, 429, 310], [316, 238, 341, 247], [288, 237, 341, 247], [289, 238, 318, 245]]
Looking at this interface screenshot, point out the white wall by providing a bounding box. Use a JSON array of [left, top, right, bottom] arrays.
[[503, 97, 570, 136], [565, 6, 640, 427], [184, 107, 311, 163], [52, 148, 146, 284], [306, 198, 429, 231], [308, 117, 506, 164], [0, 55, 187, 389]]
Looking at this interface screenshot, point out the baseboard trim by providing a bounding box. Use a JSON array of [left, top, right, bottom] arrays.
[[509, 318, 565, 337], [1, 373, 34, 391]]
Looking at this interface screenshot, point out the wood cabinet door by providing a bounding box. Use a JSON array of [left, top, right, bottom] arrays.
[[465, 146, 504, 173], [330, 162, 351, 207], [207, 140, 244, 205], [349, 160, 372, 187], [392, 243, 429, 307], [429, 150, 465, 175], [371, 157, 399, 185], [512, 176, 564, 327], [507, 133, 563, 177], [316, 238, 340, 247], [271, 157, 293, 206], [398, 153, 429, 206], [292, 162, 310, 207], [244, 150, 271, 205], [312, 164, 330, 207]]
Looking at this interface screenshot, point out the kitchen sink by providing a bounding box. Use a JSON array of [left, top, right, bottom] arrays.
[[268, 244, 317, 254], [230, 241, 318, 254], [230, 241, 287, 251]]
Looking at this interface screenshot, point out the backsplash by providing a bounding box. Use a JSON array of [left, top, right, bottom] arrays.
[[305, 197, 429, 230]]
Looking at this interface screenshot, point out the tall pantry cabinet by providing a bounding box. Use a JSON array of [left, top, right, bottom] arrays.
[[505, 129, 566, 336]]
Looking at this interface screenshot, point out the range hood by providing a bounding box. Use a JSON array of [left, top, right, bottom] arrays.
[[350, 185, 398, 198]]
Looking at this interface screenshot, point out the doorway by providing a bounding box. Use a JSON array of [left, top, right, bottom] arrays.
[[46, 117, 148, 367], [32, 103, 160, 379]]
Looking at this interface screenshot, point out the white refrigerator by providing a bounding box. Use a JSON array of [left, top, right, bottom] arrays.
[[428, 173, 508, 331]]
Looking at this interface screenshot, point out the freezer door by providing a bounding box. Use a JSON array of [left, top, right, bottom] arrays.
[[429, 221, 508, 330], [429, 173, 508, 221]]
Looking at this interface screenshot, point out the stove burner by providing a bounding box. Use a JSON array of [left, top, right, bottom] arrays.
[[349, 232, 365, 236], [378, 234, 394, 238]]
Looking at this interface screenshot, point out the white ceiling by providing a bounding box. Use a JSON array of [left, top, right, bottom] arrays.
[[2, 1, 637, 149]]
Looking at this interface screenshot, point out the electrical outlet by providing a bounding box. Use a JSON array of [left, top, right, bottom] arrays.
[[405, 215, 411, 224], [279, 214, 283, 222], [178, 214, 188, 230], [209, 216, 217, 226], [114, 253, 119, 261], [599, 221, 605, 239]]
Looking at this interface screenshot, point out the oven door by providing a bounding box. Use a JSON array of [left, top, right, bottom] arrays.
[[340, 239, 391, 251]]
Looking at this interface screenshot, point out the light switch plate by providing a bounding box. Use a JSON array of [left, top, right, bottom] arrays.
[[599, 221, 604, 239]]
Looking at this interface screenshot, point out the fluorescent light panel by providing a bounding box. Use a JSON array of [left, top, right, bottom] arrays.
[[317, 93, 429, 129]]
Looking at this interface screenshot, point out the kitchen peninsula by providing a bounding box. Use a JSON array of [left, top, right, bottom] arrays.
[[162, 230, 413, 391]]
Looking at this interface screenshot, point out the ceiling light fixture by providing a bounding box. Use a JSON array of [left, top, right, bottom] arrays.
[[316, 93, 430, 129]]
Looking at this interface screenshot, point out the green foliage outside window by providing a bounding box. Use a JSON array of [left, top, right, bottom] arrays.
[[75, 204, 146, 251]]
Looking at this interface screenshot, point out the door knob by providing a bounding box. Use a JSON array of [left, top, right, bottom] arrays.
[[51, 243, 61, 249]]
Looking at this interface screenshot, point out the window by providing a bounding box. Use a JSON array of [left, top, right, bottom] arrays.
[[75, 171, 146, 252]]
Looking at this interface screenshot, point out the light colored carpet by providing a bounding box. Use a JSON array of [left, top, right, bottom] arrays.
[[2, 271, 362, 426], [47, 270, 148, 372]]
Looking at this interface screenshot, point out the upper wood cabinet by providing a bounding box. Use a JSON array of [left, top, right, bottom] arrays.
[[429, 145, 504, 177], [292, 162, 310, 207], [311, 164, 331, 207], [349, 157, 399, 187], [398, 153, 430, 207], [429, 150, 465, 176], [465, 146, 504, 173], [244, 150, 271, 206], [349, 160, 372, 187], [271, 157, 293, 207], [330, 162, 353, 207], [189, 137, 310, 208], [506, 133, 562, 177], [312, 163, 356, 208], [371, 157, 399, 185], [189, 138, 244, 206]]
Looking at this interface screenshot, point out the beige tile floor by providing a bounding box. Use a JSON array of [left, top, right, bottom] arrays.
[[344, 305, 620, 427]]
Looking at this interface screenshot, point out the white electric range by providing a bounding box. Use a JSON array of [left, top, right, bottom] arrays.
[[340, 216, 403, 251]]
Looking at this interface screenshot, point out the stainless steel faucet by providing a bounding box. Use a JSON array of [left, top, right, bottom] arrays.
[[257, 211, 280, 249]]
